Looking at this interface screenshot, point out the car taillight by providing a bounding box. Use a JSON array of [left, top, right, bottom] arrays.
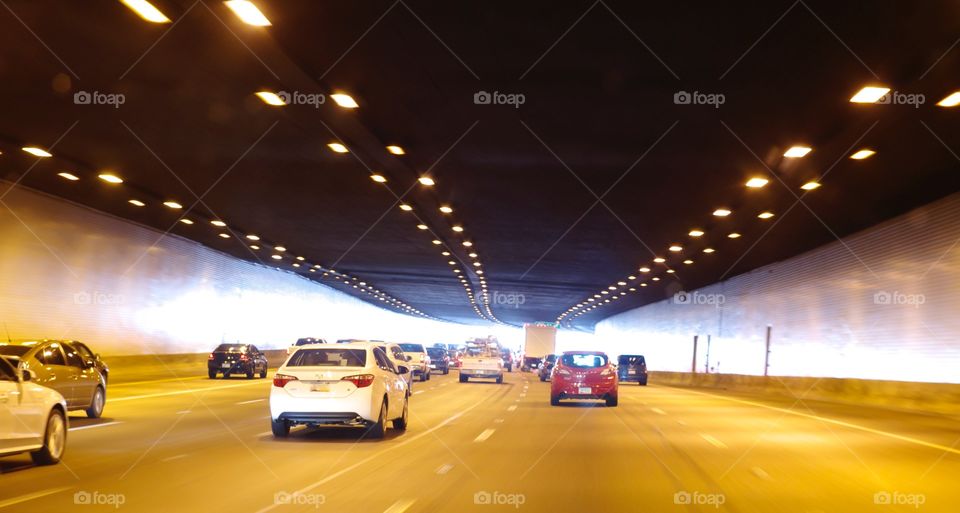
[[342, 374, 375, 388], [555, 368, 571, 376], [273, 374, 298, 387], [600, 368, 614, 377], [208, 353, 214, 360], [240, 354, 249, 361]]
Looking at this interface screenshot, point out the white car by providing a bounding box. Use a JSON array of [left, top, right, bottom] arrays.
[[287, 337, 328, 354], [398, 343, 431, 381], [269, 343, 410, 439], [373, 342, 416, 390], [0, 357, 68, 464]]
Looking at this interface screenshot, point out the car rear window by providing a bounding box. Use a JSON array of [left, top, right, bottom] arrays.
[[287, 348, 366, 367], [618, 355, 646, 365], [561, 353, 608, 368], [399, 343, 424, 353], [215, 344, 247, 353], [427, 348, 445, 358], [0, 345, 30, 357]]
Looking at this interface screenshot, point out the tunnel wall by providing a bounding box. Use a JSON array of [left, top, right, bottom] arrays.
[[0, 184, 509, 355], [595, 192, 960, 384]]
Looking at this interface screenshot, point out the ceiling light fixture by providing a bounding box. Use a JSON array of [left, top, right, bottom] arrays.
[[330, 93, 358, 109], [179, 219, 194, 225], [163, 201, 183, 209], [669, 245, 682, 252], [439, 205, 453, 214], [653, 257, 666, 263], [255, 91, 285, 106], [22, 147, 52, 158], [218, 233, 230, 239], [703, 248, 715, 253], [327, 142, 349, 153], [246, 234, 260, 241], [98, 173, 123, 184], [271, 254, 282, 260], [689, 229, 704, 237], [745, 177, 769, 188], [713, 208, 731, 217], [58, 172, 79, 181], [120, 0, 171, 23], [224, 0, 271, 26], [274, 246, 286, 252], [211, 220, 227, 227], [416, 224, 428, 230], [462, 241, 473, 247], [800, 181, 821, 191], [728, 232, 741, 239], [784, 146, 812, 158], [850, 86, 890, 103], [683, 259, 693, 264], [937, 91, 960, 107], [452, 225, 464, 232], [418, 177, 435, 186], [386, 145, 405, 155], [850, 149, 876, 160], [399, 204, 413, 211], [758, 211, 775, 219], [371, 174, 387, 183], [128, 199, 145, 207]]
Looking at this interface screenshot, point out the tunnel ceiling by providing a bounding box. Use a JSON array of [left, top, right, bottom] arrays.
[[2, 1, 960, 329]]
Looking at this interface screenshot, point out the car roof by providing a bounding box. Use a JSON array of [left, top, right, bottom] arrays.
[[3, 339, 71, 346], [561, 350, 608, 356]]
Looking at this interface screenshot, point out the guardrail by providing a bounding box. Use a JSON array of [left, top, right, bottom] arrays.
[[102, 350, 289, 384]]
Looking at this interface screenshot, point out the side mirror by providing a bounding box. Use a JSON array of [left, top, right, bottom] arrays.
[[21, 369, 35, 382], [396, 365, 409, 375], [405, 355, 413, 362]]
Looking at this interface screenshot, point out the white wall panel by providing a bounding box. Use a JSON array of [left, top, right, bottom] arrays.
[[0, 185, 518, 355], [596, 193, 960, 384]]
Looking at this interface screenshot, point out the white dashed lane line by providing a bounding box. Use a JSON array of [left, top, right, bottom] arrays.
[[507, 405, 518, 412], [435, 464, 454, 475], [383, 499, 416, 513], [473, 428, 496, 443], [651, 408, 666, 415], [69, 421, 123, 432], [701, 434, 728, 449], [236, 398, 265, 405]]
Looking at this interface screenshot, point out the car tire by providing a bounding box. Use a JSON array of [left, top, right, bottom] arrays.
[[539, 374, 546, 382], [639, 379, 648, 386], [550, 395, 560, 406], [496, 375, 503, 384], [393, 398, 409, 431], [260, 368, 268, 379], [459, 374, 467, 383], [31, 409, 67, 465], [223, 372, 231, 379], [443, 368, 449, 375], [246, 367, 254, 379], [85, 386, 105, 419], [271, 418, 290, 438], [367, 400, 387, 439], [208, 369, 217, 379], [606, 396, 619, 407], [426, 372, 431, 381]]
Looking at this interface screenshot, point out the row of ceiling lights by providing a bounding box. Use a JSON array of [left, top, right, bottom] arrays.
[[557, 85, 911, 325]]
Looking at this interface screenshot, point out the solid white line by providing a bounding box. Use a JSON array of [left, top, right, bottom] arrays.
[[69, 421, 123, 431], [160, 454, 188, 463], [679, 388, 960, 456], [384, 499, 416, 513], [111, 380, 266, 402], [493, 419, 505, 424], [507, 405, 518, 412], [0, 486, 73, 509], [176, 410, 192, 415], [473, 428, 496, 443], [701, 433, 728, 449], [651, 407, 666, 415], [435, 463, 454, 475], [236, 398, 266, 405], [413, 390, 425, 395]]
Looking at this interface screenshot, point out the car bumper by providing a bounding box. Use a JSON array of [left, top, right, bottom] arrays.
[[270, 386, 377, 424], [552, 382, 618, 399], [461, 369, 502, 378], [618, 372, 648, 382]]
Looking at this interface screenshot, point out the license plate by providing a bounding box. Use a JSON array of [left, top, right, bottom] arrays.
[[311, 384, 331, 392], [628, 370, 636, 374], [221, 362, 231, 368], [429, 364, 436, 369], [578, 386, 592, 394]]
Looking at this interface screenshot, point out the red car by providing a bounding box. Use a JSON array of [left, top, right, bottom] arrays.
[[550, 351, 618, 407]]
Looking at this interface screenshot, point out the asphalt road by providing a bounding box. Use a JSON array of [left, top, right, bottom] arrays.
[[2, 369, 959, 512]]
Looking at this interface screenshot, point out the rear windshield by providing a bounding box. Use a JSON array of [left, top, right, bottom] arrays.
[[618, 355, 646, 365], [215, 344, 247, 353], [544, 354, 557, 362], [0, 345, 30, 357], [561, 353, 608, 368], [287, 348, 366, 367], [295, 338, 323, 346], [427, 348, 446, 357], [399, 343, 425, 353]]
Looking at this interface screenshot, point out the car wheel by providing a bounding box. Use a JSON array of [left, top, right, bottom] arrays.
[[246, 367, 254, 379], [223, 372, 231, 379], [31, 409, 66, 465], [539, 374, 546, 382], [443, 368, 449, 375], [367, 400, 387, 439], [208, 369, 217, 379], [426, 372, 431, 381], [459, 374, 467, 383], [496, 375, 503, 384], [606, 396, 619, 407], [639, 379, 648, 386], [271, 418, 290, 438], [260, 368, 268, 379], [550, 395, 560, 406], [85, 386, 105, 419], [393, 397, 409, 431]]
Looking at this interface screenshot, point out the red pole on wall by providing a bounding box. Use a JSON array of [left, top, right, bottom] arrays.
[[692, 335, 698, 374]]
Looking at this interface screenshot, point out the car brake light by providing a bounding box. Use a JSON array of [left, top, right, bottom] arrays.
[[273, 374, 298, 387], [208, 353, 214, 360], [601, 368, 614, 377], [240, 354, 249, 361], [556, 368, 571, 376], [342, 374, 375, 388]]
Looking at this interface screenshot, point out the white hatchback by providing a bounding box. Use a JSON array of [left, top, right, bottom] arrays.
[[0, 357, 68, 465], [269, 343, 410, 439]]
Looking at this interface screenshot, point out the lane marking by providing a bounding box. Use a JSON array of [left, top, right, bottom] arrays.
[[752, 466, 773, 481], [0, 486, 73, 509], [160, 454, 188, 463], [507, 405, 518, 412], [237, 398, 266, 405], [677, 420, 687, 426], [493, 418, 505, 424], [110, 380, 266, 402], [701, 434, 728, 449], [519, 394, 526, 398], [679, 388, 960, 456], [651, 407, 666, 415], [474, 428, 496, 443], [176, 410, 192, 415], [435, 463, 454, 475], [413, 391, 425, 395], [69, 421, 123, 432], [384, 499, 416, 513]]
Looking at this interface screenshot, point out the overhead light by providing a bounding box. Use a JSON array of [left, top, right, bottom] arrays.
[[330, 93, 359, 109], [640, 283, 648, 287], [371, 174, 387, 183], [689, 229, 704, 237], [386, 145, 405, 155], [218, 233, 230, 239], [653, 257, 666, 263], [713, 208, 731, 217], [439, 205, 453, 214], [639, 267, 650, 273], [745, 177, 769, 188], [666, 269, 675, 274], [292, 263, 301, 268], [628, 275, 637, 280], [432, 240, 442, 245], [416, 224, 428, 230], [728, 232, 741, 239], [22, 147, 52, 158], [98, 173, 123, 184], [211, 220, 227, 227], [255, 91, 285, 106], [179, 218, 194, 225], [668, 245, 682, 252], [119, 0, 171, 23], [850, 149, 875, 160], [224, 0, 271, 26], [448, 260, 456, 265], [452, 225, 464, 232], [800, 181, 821, 191], [758, 211, 775, 219], [58, 172, 79, 181], [163, 201, 183, 209], [128, 199, 145, 207], [399, 204, 413, 211], [652, 277, 660, 281], [850, 86, 890, 103], [442, 251, 451, 256], [418, 177, 435, 186], [617, 281, 627, 286], [328, 143, 349, 153], [271, 254, 282, 260], [274, 246, 286, 252], [296, 256, 305, 261], [469, 252, 478, 258], [703, 248, 715, 253], [246, 234, 260, 241], [683, 259, 693, 264], [937, 91, 960, 107], [783, 146, 812, 158], [473, 262, 482, 267]]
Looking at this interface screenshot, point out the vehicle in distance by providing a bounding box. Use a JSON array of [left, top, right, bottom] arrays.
[[550, 351, 618, 407], [0, 339, 108, 418], [288, 337, 327, 354], [459, 343, 504, 384], [208, 344, 268, 379], [426, 347, 450, 375], [617, 354, 648, 385], [522, 323, 557, 371], [371, 342, 415, 390], [269, 343, 409, 439], [0, 356, 68, 465], [500, 349, 514, 372], [538, 354, 558, 382], [398, 343, 431, 381]]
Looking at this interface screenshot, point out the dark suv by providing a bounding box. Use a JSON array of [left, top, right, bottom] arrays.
[[537, 354, 558, 382], [426, 347, 450, 375], [208, 344, 268, 379], [617, 354, 648, 385], [500, 350, 514, 372]]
